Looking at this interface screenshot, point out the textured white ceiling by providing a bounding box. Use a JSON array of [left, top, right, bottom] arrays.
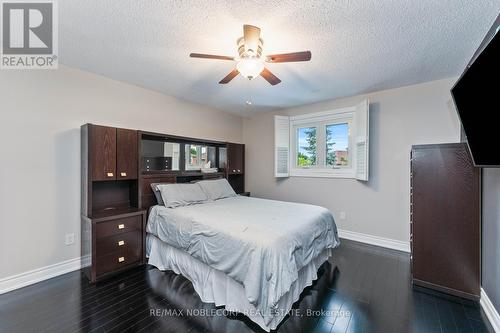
[[59, 1, 500, 116]]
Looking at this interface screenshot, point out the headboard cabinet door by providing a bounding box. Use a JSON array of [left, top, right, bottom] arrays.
[[90, 125, 117, 181], [227, 143, 244, 174], [117, 128, 138, 180]]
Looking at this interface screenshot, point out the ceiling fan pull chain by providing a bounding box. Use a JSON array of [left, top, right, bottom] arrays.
[[245, 79, 253, 106]]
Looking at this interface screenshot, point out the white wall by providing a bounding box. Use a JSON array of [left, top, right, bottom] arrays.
[[243, 78, 460, 243], [0, 66, 243, 279]]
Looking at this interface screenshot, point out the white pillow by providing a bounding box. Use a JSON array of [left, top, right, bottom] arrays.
[[150, 183, 167, 205], [157, 183, 208, 208], [197, 178, 237, 201]]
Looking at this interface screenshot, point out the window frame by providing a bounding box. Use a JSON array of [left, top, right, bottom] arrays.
[[289, 107, 356, 178]]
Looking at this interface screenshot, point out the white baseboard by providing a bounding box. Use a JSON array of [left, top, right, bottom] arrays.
[[481, 288, 500, 333], [0, 257, 82, 295], [338, 228, 410, 253]]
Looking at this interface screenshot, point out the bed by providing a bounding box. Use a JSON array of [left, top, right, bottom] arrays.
[[146, 192, 339, 331]]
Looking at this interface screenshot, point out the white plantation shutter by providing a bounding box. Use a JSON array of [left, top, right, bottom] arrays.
[[274, 115, 290, 177], [355, 99, 369, 181]]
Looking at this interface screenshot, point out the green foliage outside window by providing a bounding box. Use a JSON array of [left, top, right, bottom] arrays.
[[298, 128, 316, 166]]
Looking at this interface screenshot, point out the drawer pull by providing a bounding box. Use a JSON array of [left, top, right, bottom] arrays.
[[233, 170, 236, 172], [107, 172, 114, 177], [118, 224, 125, 230], [118, 257, 125, 263], [118, 240, 125, 246], [237, 169, 241, 172], [120, 172, 127, 177]]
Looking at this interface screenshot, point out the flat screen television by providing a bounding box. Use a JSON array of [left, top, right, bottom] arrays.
[[451, 19, 500, 167]]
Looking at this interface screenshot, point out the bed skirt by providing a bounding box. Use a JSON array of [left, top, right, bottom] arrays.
[[146, 234, 332, 331]]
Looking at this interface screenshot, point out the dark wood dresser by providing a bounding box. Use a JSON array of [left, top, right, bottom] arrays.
[[410, 143, 480, 300]]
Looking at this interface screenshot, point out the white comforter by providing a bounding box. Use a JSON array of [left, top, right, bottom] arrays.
[[146, 196, 339, 325]]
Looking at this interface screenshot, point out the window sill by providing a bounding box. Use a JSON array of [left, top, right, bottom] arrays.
[[290, 168, 355, 179]]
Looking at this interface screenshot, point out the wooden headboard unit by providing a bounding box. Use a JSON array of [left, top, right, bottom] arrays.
[[81, 123, 243, 282]]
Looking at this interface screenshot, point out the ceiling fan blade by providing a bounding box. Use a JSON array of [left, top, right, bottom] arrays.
[[243, 25, 261, 54], [190, 53, 235, 61], [260, 68, 281, 85], [219, 69, 239, 84], [266, 51, 312, 63]]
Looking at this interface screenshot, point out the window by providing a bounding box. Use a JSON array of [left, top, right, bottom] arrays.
[[274, 99, 369, 180], [295, 123, 350, 169], [326, 123, 349, 167], [291, 114, 353, 177], [297, 127, 317, 167], [185, 144, 208, 170]]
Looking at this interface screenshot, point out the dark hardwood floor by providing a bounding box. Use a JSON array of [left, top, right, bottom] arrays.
[[0, 240, 493, 333]]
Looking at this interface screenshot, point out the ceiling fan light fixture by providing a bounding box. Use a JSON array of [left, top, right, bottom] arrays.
[[236, 57, 264, 79], [189, 24, 311, 85]]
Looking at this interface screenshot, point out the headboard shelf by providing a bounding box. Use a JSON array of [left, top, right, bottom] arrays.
[[140, 130, 227, 147], [141, 170, 225, 177], [91, 179, 138, 214], [90, 206, 144, 220]]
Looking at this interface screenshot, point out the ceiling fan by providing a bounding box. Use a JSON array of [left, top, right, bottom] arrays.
[[190, 25, 311, 86]]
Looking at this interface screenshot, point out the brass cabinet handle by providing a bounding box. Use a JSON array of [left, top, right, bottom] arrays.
[[120, 172, 127, 177], [118, 240, 125, 246], [118, 257, 125, 263], [107, 172, 114, 177], [118, 224, 125, 230]]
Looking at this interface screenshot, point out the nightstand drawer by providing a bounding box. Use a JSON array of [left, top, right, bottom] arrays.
[[96, 231, 141, 258], [95, 247, 141, 276], [96, 215, 141, 238]]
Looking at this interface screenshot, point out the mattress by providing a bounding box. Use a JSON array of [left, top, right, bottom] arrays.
[[147, 234, 333, 331], [146, 196, 339, 327]]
